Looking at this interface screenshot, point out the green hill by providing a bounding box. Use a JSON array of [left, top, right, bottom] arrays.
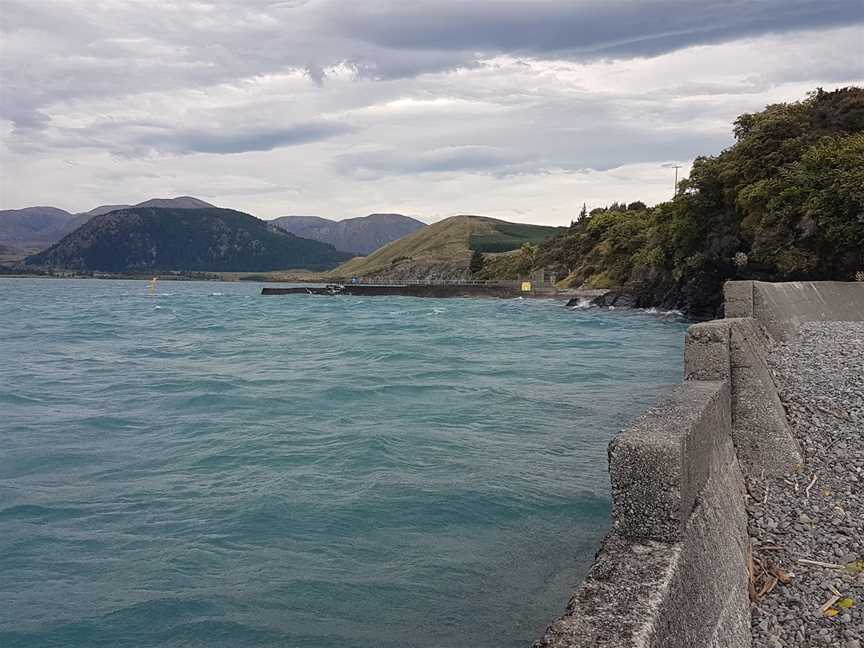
[[329, 215, 563, 279], [26, 207, 352, 273]]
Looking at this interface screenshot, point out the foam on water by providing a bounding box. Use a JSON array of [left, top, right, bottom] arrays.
[[0, 278, 687, 648]]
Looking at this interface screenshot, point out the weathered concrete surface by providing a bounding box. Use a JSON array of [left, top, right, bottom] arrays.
[[534, 535, 681, 648], [685, 318, 802, 477], [725, 281, 864, 340], [536, 381, 749, 648], [535, 281, 864, 648], [609, 381, 729, 543]]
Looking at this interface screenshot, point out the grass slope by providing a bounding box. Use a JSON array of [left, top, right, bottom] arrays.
[[329, 215, 562, 278]]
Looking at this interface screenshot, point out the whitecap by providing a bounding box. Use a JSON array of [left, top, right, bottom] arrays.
[[569, 298, 594, 310]]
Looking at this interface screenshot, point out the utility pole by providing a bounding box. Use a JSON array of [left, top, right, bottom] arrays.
[[671, 164, 682, 197]]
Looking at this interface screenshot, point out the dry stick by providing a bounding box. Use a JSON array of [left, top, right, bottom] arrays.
[[797, 558, 843, 569], [805, 474, 817, 499], [763, 482, 770, 505], [762, 576, 779, 598], [748, 543, 758, 603], [820, 594, 841, 614]]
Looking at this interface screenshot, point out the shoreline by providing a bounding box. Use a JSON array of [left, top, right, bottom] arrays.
[[535, 281, 864, 648]]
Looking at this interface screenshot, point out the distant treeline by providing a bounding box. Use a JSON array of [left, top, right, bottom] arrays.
[[499, 87, 864, 317]]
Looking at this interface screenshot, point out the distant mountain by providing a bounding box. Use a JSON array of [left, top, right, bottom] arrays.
[[83, 204, 135, 218], [26, 207, 352, 272], [0, 242, 26, 262], [1, 197, 217, 252], [0, 206, 75, 252], [273, 213, 425, 255], [329, 215, 563, 280], [133, 196, 214, 210], [58, 197, 217, 239]]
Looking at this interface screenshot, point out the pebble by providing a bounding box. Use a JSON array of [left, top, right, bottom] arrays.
[[749, 322, 864, 648]]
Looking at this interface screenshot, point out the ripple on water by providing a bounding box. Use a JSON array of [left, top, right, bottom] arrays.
[[0, 278, 686, 648]]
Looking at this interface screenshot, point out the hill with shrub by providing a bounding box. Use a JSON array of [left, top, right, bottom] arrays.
[[508, 87, 863, 317]]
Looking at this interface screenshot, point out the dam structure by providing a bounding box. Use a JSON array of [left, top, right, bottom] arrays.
[[535, 281, 864, 648]]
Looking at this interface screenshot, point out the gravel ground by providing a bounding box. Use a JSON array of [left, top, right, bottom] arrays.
[[748, 321, 864, 648]]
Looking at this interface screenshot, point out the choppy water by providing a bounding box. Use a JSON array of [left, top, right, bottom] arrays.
[[0, 278, 687, 648]]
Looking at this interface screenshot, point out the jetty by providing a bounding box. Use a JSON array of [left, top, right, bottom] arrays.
[[261, 279, 609, 301], [535, 281, 864, 648]]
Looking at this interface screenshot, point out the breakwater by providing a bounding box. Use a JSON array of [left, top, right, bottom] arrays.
[[535, 281, 864, 648], [262, 282, 609, 300]]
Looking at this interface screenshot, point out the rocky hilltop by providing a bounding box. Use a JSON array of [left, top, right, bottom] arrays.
[[26, 206, 351, 273], [273, 213, 425, 255]]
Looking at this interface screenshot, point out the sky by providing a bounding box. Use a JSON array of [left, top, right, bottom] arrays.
[[0, 1, 861, 225]]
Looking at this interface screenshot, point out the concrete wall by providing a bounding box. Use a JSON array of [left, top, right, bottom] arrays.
[[725, 280, 864, 340], [534, 379, 749, 648], [535, 281, 864, 648]]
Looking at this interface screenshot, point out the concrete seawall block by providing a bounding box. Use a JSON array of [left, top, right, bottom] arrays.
[[609, 381, 728, 543], [533, 534, 681, 648], [537, 379, 742, 647], [537, 281, 864, 647], [724, 281, 754, 319], [725, 280, 864, 340], [685, 321, 731, 381], [685, 317, 802, 476], [728, 319, 802, 475], [652, 418, 749, 648]]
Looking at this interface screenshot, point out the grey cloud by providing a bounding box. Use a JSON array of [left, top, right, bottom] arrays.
[[338, 145, 529, 176], [12, 119, 354, 157], [329, 1, 862, 63], [335, 124, 731, 180], [2, 0, 859, 129], [158, 122, 353, 155]]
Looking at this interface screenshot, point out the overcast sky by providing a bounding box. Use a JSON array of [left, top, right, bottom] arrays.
[[1, 1, 861, 224]]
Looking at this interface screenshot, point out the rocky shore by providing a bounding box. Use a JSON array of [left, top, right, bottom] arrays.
[[748, 321, 863, 648]]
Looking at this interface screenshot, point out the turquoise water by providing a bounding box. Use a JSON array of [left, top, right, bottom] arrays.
[[0, 278, 687, 648]]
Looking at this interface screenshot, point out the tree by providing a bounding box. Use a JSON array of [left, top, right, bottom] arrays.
[[469, 249, 485, 274], [521, 87, 864, 316]]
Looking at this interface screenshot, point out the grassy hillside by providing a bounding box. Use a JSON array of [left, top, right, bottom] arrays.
[[328, 215, 562, 279]]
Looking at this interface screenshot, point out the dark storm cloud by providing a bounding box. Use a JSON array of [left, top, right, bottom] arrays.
[[330, 1, 863, 65], [3, 0, 859, 115]]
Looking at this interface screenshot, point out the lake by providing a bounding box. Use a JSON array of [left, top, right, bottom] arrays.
[[0, 278, 686, 647]]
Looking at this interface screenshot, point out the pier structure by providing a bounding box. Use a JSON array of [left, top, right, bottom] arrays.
[[261, 279, 608, 300]]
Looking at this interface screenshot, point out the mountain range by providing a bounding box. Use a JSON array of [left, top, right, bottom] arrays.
[[0, 197, 216, 256], [26, 206, 351, 273], [272, 213, 425, 255], [1, 198, 426, 264]]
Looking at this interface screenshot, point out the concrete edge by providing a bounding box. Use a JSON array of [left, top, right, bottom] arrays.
[[535, 281, 864, 648]]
